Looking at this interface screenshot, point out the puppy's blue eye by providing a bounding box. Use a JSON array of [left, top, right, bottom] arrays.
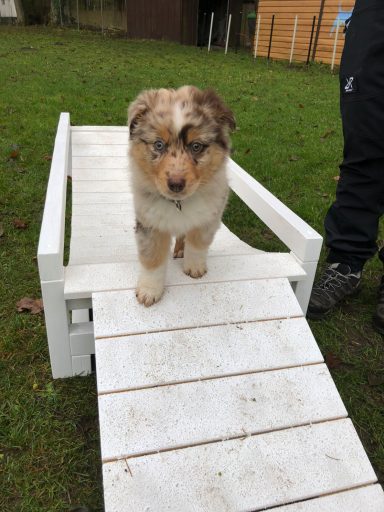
[[154, 140, 165, 152], [190, 142, 203, 154]]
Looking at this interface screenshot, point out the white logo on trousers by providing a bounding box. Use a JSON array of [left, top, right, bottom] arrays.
[[345, 77, 354, 92]]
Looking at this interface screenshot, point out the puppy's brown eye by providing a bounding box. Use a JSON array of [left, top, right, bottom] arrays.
[[154, 140, 166, 152], [190, 142, 203, 154]]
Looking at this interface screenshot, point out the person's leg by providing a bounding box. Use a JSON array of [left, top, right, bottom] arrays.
[[308, 0, 384, 319]]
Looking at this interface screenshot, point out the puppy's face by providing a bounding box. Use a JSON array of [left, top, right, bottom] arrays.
[[128, 86, 235, 200]]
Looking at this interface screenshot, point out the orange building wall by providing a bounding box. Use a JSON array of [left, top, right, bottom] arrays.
[[254, 0, 356, 65]]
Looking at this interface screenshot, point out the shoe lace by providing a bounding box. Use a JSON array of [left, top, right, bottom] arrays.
[[314, 267, 351, 293]]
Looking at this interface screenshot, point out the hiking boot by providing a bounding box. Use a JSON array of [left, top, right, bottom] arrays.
[[372, 276, 384, 334], [307, 263, 362, 320]]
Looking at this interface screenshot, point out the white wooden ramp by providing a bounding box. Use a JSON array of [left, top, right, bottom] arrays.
[[93, 278, 383, 511]]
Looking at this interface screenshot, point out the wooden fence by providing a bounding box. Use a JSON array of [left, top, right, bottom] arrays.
[[254, 0, 355, 66]]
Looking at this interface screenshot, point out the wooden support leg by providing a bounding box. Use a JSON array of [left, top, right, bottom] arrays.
[[40, 279, 73, 378]]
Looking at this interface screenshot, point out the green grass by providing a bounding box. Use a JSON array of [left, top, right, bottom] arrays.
[[0, 26, 383, 511]]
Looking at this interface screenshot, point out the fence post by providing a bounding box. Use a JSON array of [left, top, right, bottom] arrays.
[[331, 20, 341, 71], [208, 12, 214, 52], [289, 15, 298, 65], [253, 14, 261, 59], [267, 14, 275, 61], [225, 13, 232, 54], [312, 0, 325, 61], [306, 16, 316, 65]]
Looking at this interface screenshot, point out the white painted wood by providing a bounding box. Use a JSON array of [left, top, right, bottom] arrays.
[[71, 308, 89, 323], [227, 158, 323, 263], [102, 419, 377, 512], [93, 278, 303, 339], [273, 485, 384, 511], [71, 214, 133, 229], [40, 279, 72, 378], [290, 15, 298, 64], [291, 256, 318, 315], [72, 192, 133, 205], [38, 113, 70, 281], [225, 13, 232, 55], [72, 181, 131, 193], [72, 156, 129, 169], [208, 12, 214, 52], [72, 203, 134, 216], [64, 254, 305, 299], [68, 245, 137, 265], [98, 364, 347, 461], [72, 144, 129, 157], [72, 168, 129, 181], [70, 224, 134, 238], [71, 126, 129, 132], [253, 14, 261, 58], [95, 317, 322, 393], [72, 355, 92, 376], [71, 131, 129, 145], [70, 234, 136, 249], [69, 321, 94, 356]]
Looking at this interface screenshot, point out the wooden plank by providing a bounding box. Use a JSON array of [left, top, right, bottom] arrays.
[[71, 131, 129, 145], [70, 233, 136, 248], [37, 113, 70, 281], [68, 245, 137, 265], [72, 192, 133, 204], [71, 168, 128, 181], [72, 181, 131, 193], [98, 364, 347, 461], [71, 126, 129, 132], [92, 278, 303, 339], [64, 253, 306, 299], [273, 485, 384, 511], [95, 317, 322, 393], [102, 419, 377, 512], [72, 144, 129, 157], [72, 203, 134, 215], [72, 156, 129, 169], [71, 213, 135, 228]]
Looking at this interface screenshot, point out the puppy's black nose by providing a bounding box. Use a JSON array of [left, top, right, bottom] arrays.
[[167, 178, 186, 193]]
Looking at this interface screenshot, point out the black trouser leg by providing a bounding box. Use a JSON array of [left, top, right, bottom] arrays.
[[324, 0, 384, 271]]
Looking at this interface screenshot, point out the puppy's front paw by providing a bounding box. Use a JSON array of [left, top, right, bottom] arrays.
[[183, 262, 207, 279], [136, 284, 164, 307]]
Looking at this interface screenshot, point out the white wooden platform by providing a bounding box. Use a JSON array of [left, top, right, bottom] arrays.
[[93, 281, 384, 511], [38, 116, 384, 510]]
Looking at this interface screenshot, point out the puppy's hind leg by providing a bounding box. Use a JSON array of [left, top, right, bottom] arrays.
[[173, 236, 185, 259], [183, 226, 216, 278], [135, 222, 170, 307]]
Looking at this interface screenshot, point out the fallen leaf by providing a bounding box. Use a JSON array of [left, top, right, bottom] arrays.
[[43, 154, 52, 161], [368, 373, 384, 386], [320, 129, 335, 141], [325, 352, 343, 369], [9, 145, 20, 159], [333, 175, 340, 181], [13, 219, 28, 229], [289, 155, 300, 162], [298, 103, 304, 108], [322, 193, 329, 198], [16, 297, 44, 315], [244, 148, 251, 155], [262, 229, 275, 240]]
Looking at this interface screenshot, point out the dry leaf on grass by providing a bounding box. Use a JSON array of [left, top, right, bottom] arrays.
[[16, 297, 44, 314], [13, 219, 28, 229], [333, 175, 340, 181], [43, 154, 52, 161], [368, 373, 384, 386], [325, 352, 343, 369]]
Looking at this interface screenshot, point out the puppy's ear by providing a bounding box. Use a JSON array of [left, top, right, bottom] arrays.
[[127, 90, 154, 139], [201, 88, 236, 132]]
